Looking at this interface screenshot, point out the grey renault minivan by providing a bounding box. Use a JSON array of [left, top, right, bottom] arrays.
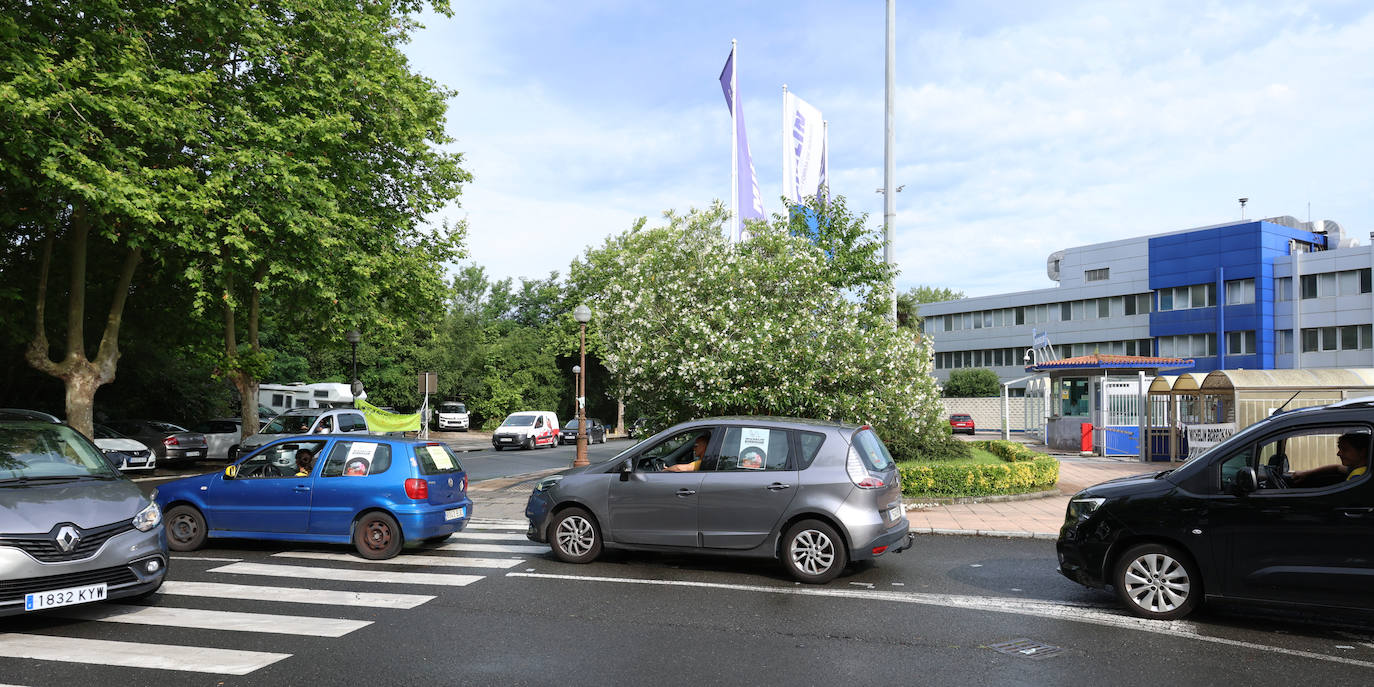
[[525, 417, 913, 583], [0, 409, 167, 616]]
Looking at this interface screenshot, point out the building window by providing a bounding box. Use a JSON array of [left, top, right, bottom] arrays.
[[1158, 334, 1217, 358], [1061, 302, 1072, 321], [1157, 284, 1217, 312], [1277, 330, 1294, 355], [1303, 324, 1374, 351], [1123, 293, 1150, 316], [1301, 274, 1318, 299], [1225, 331, 1256, 355], [1224, 278, 1255, 306], [1302, 328, 1319, 353], [1085, 268, 1109, 282], [1275, 277, 1292, 302]]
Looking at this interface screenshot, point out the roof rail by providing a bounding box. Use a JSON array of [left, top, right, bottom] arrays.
[[1326, 395, 1374, 409]]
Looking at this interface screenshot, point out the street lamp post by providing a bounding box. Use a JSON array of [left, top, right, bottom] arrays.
[[573, 304, 592, 467], [345, 329, 362, 402]]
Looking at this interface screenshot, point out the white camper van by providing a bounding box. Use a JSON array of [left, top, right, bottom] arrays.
[[259, 382, 367, 415]]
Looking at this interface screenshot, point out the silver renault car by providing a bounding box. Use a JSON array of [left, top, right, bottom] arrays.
[[0, 409, 167, 616], [525, 417, 912, 583]]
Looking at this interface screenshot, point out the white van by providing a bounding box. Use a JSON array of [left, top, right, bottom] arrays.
[[491, 411, 559, 450]]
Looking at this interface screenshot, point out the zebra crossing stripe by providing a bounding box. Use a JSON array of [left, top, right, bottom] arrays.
[[209, 562, 484, 586], [272, 551, 524, 569], [451, 531, 535, 541], [58, 604, 371, 638], [0, 633, 289, 675], [437, 541, 548, 555], [158, 580, 435, 609]]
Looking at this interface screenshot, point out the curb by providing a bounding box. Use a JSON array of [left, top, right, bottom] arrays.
[[911, 527, 1058, 541]]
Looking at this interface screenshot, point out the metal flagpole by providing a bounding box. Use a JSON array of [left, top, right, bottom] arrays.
[[730, 39, 739, 241], [883, 0, 897, 321], [821, 119, 828, 201], [781, 83, 789, 204]]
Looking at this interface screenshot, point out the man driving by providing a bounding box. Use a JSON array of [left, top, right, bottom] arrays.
[[1290, 432, 1369, 486], [663, 434, 709, 472]]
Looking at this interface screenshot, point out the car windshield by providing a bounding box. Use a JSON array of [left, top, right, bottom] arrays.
[[502, 415, 536, 427], [0, 422, 120, 481], [440, 404, 465, 413], [261, 414, 316, 434], [94, 424, 125, 439], [564, 420, 579, 429]]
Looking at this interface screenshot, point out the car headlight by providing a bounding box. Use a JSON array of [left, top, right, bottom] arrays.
[[534, 475, 563, 493], [133, 501, 162, 532], [1066, 496, 1106, 520]]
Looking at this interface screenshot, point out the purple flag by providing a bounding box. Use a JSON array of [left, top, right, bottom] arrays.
[[720, 47, 764, 239]]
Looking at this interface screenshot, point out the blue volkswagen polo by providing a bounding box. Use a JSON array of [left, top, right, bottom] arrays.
[[155, 436, 471, 559]]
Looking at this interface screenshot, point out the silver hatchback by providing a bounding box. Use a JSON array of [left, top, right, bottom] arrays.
[[525, 417, 912, 583]]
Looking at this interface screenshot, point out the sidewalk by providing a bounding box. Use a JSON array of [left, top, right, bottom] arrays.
[[905, 446, 1164, 539]]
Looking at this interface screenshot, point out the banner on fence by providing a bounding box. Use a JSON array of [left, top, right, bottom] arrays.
[[1184, 423, 1236, 459]]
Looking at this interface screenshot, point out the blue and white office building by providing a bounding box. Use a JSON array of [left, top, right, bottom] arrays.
[[918, 215, 1372, 394]]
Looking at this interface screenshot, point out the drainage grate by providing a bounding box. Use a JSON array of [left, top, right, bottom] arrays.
[[987, 638, 1065, 660]]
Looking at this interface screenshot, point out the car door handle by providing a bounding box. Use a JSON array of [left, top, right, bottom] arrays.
[[765, 483, 791, 491], [676, 488, 696, 497], [1340, 507, 1373, 517], [294, 486, 311, 493]]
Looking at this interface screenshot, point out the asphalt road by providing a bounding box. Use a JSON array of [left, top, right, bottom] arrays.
[[4, 522, 1374, 685]]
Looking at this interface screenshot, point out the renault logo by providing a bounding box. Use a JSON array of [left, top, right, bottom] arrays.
[[55, 525, 81, 553]]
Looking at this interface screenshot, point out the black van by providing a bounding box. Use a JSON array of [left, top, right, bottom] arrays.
[[1057, 398, 1374, 620]]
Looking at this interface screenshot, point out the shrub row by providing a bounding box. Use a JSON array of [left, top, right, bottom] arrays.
[[975, 439, 1042, 463], [897, 451, 1060, 497]]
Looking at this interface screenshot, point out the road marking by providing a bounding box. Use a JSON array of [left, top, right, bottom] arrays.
[[0, 633, 289, 675], [171, 555, 243, 562], [450, 531, 532, 541], [506, 572, 1374, 670], [157, 580, 434, 609], [273, 551, 524, 569], [57, 604, 370, 637], [437, 541, 547, 555], [209, 562, 484, 586]]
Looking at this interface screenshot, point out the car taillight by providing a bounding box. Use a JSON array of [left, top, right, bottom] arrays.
[[163, 436, 178, 446], [846, 447, 885, 489], [461, 475, 468, 493], [404, 478, 429, 500]]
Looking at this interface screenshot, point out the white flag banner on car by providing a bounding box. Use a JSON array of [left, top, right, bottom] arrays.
[[782, 91, 825, 203]]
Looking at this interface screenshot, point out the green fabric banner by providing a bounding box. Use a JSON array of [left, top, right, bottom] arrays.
[[355, 399, 421, 432]]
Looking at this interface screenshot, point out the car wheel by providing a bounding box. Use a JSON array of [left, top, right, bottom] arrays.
[[781, 519, 847, 584], [227, 444, 239, 461], [494, 445, 503, 451], [1114, 542, 1200, 620], [354, 511, 404, 560], [166, 505, 208, 552], [549, 507, 602, 564], [523, 437, 534, 450]]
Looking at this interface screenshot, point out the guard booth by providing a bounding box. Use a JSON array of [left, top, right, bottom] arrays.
[[1028, 354, 1195, 458], [1144, 372, 1209, 461]]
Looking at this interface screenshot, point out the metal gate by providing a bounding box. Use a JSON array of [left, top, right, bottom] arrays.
[[1103, 380, 1141, 456]]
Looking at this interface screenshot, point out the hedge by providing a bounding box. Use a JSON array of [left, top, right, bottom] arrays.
[[897, 443, 1059, 497]]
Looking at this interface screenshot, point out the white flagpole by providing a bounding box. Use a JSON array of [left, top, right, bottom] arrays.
[[781, 83, 789, 205], [730, 39, 739, 241], [821, 119, 829, 201]]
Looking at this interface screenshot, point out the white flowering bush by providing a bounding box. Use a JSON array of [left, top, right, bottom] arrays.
[[588, 201, 961, 460]]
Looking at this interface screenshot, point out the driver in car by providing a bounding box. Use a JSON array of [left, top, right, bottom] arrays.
[[663, 435, 709, 472], [1290, 432, 1369, 486]]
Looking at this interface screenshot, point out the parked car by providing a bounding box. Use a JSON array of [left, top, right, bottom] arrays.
[[190, 418, 243, 462], [0, 409, 167, 617], [156, 436, 472, 559], [948, 414, 975, 435], [560, 418, 607, 445], [103, 420, 209, 466], [1057, 396, 1374, 620], [433, 401, 470, 431], [236, 407, 370, 456], [92, 424, 157, 472], [492, 411, 559, 450], [525, 417, 912, 583]]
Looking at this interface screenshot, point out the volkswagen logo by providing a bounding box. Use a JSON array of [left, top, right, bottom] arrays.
[[55, 525, 82, 553], [447, 477, 454, 488]]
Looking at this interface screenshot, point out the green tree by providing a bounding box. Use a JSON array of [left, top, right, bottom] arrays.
[[897, 285, 965, 329], [943, 368, 1002, 397], [587, 199, 962, 459]]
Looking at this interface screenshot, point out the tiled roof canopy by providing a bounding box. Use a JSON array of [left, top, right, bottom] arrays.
[[1027, 353, 1194, 372]]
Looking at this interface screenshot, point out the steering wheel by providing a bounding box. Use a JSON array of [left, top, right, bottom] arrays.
[[647, 457, 667, 472], [1266, 454, 1290, 489]]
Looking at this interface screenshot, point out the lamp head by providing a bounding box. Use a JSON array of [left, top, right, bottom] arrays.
[[572, 365, 582, 375], [573, 304, 592, 323], [345, 329, 361, 345]]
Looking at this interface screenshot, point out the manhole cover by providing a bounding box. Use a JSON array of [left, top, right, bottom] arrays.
[[987, 638, 1065, 660]]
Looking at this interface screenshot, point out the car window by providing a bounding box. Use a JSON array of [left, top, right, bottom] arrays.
[[637, 429, 709, 470], [1226, 425, 1372, 492], [0, 422, 120, 480], [797, 431, 826, 469], [338, 413, 368, 433], [851, 428, 894, 471], [321, 441, 393, 477], [94, 424, 124, 439], [415, 443, 464, 475], [262, 414, 315, 434], [1216, 443, 1254, 492], [152, 422, 187, 433], [236, 440, 325, 479], [717, 426, 791, 471]]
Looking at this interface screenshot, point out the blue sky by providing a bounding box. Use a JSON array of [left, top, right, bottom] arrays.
[[404, 0, 1374, 297]]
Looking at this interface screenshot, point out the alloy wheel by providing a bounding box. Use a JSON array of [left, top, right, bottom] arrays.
[[556, 515, 595, 557], [1122, 552, 1191, 613], [790, 528, 836, 575]]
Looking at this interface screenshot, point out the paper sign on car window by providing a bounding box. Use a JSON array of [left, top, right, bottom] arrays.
[[739, 428, 769, 470], [422, 445, 453, 470], [347, 442, 378, 461]]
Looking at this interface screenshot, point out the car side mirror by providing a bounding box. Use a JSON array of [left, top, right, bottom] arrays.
[[618, 458, 633, 481], [1235, 467, 1258, 494], [224, 465, 238, 480]]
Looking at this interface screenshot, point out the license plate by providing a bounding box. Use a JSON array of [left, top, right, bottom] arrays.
[[25, 583, 107, 611], [444, 507, 466, 521], [887, 505, 903, 521], [186, 451, 203, 457], [499, 438, 512, 443]]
